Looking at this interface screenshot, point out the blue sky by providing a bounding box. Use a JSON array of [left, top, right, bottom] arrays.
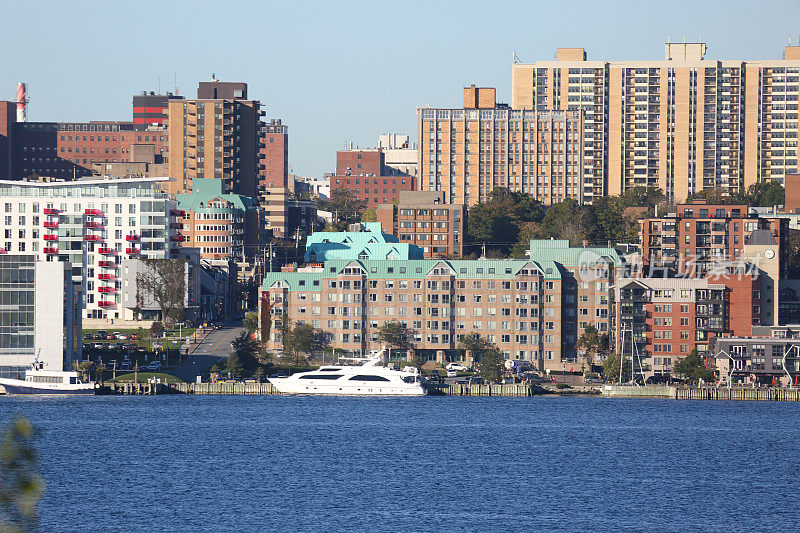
[[2, 0, 799, 177]]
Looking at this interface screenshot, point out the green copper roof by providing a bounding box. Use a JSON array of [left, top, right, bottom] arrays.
[[304, 222, 424, 262], [176, 178, 255, 211], [528, 239, 622, 267], [261, 258, 561, 291]]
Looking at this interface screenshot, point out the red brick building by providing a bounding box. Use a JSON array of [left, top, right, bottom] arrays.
[[376, 191, 466, 257], [613, 272, 760, 378], [331, 148, 415, 205], [260, 119, 289, 236], [639, 200, 788, 278]]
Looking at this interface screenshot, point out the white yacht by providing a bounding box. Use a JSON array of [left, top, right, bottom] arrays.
[[269, 347, 426, 396], [0, 361, 96, 395]]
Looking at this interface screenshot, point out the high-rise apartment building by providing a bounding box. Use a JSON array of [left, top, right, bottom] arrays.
[[511, 40, 800, 202], [331, 147, 416, 206], [0, 177, 180, 320], [417, 85, 584, 206], [166, 79, 265, 199], [261, 119, 289, 237]]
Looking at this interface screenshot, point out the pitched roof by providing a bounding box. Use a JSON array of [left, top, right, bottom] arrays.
[[528, 239, 623, 267], [744, 229, 778, 246], [176, 178, 255, 211]]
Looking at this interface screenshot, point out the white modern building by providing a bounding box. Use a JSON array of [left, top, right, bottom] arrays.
[[0, 177, 181, 320], [378, 133, 418, 179], [0, 255, 81, 379]]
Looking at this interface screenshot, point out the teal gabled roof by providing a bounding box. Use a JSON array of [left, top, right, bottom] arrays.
[[176, 178, 255, 211], [261, 258, 561, 291], [304, 222, 424, 262], [528, 239, 622, 267]]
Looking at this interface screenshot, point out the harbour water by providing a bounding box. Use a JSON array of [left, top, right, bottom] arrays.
[[1, 395, 798, 531]]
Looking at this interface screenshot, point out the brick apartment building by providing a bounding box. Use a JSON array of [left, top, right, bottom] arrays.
[[417, 85, 584, 206], [261, 119, 289, 236], [613, 273, 759, 378], [260, 235, 621, 371], [331, 146, 415, 206], [376, 191, 466, 257], [177, 178, 259, 261]]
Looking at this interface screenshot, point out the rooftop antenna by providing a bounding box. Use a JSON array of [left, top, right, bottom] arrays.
[[157, 75, 161, 94], [174, 70, 179, 96]]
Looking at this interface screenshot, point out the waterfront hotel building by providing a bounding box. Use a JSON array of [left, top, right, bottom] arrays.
[[0, 177, 181, 320], [510, 40, 800, 202]]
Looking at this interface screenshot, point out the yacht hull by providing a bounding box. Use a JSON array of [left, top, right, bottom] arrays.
[[269, 378, 425, 396], [0, 379, 96, 395]]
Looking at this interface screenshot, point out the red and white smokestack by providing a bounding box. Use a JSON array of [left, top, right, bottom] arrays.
[[16, 83, 27, 122]]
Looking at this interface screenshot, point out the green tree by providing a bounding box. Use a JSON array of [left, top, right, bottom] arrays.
[[150, 321, 164, 335], [136, 259, 187, 327], [323, 188, 368, 231], [283, 322, 316, 365], [0, 416, 44, 533], [740, 182, 784, 207], [226, 351, 244, 380], [577, 325, 608, 375], [673, 349, 715, 385], [467, 188, 545, 256], [242, 311, 259, 333], [602, 353, 630, 383], [540, 199, 596, 245], [377, 321, 415, 362], [477, 347, 504, 383], [231, 331, 261, 377], [458, 333, 493, 365], [361, 207, 377, 223], [617, 186, 665, 209]]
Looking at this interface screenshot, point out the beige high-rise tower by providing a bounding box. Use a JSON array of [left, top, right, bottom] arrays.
[[512, 40, 800, 202]]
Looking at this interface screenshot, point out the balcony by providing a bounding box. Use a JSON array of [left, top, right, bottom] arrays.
[[98, 286, 114, 294], [126, 248, 141, 255], [84, 235, 103, 242], [84, 209, 103, 216], [98, 260, 115, 268], [98, 273, 114, 281], [125, 234, 139, 242], [170, 235, 184, 242], [170, 209, 185, 217], [98, 247, 113, 255], [43, 234, 58, 241], [44, 247, 59, 254], [43, 208, 59, 216], [43, 221, 58, 228], [84, 221, 103, 229], [97, 301, 114, 308]]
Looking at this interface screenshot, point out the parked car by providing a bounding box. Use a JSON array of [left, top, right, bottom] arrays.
[[120, 359, 131, 371], [130, 334, 138, 340], [94, 333, 105, 340], [116, 334, 128, 340], [468, 376, 485, 385], [447, 370, 457, 378], [97, 330, 108, 338], [83, 333, 94, 340], [125, 343, 139, 351], [105, 334, 115, 340], [446, 363, 467, 371], [146, 361, 161, 371], [269, 372, 287, 379]]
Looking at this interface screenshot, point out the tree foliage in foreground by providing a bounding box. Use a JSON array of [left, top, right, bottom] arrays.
[[602, 353, 631, 383], [673, 349, 715, 384], [0, 416, 44, 533]]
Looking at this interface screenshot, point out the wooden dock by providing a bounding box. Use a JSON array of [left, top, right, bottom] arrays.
[[676, 387, 800, 401]]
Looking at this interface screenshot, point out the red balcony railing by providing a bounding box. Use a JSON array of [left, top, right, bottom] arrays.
[[170, 209, 185, 217], [43, 221, 58, 228], [98, 286, 114, 294], [126, 248, 141, 255], [125, 235, 138, 242], [98, 260, 115, 268], [84, 209, 104, 216], [44, 247, 59, 254], [170, 235, 184, 242], [84, 221, 103, 229], [98, 247, 113, 255], [43, 208, 58, 216], [98, 274, 113, 281], [43, 234, 58, 241], [84, 235, 102, 242], [98, 301, 114, 307]]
